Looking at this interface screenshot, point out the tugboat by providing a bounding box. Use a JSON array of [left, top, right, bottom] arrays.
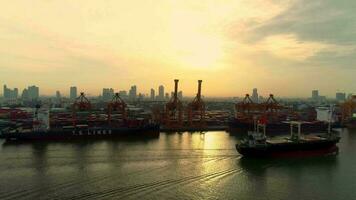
[[236, 120, 340, 158]]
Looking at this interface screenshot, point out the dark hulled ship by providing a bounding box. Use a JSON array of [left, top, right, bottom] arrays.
[[236, 122, 340, 158], [0, 93, 159, 141]]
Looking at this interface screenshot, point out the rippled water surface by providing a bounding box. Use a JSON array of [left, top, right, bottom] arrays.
[[1, 130, 356, 200]]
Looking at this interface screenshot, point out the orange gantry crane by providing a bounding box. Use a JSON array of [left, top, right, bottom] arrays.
[[341, 95, 356, 124], [107, 93, 127, 126], [235, 94, 259, 115], [72, 92, 91, 126], [186, 80, 205, 126], [164, 79, 183, 127], [260, 94, 285, 113]]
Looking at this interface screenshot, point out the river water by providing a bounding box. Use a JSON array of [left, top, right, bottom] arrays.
[[0, 129, 355, 200]]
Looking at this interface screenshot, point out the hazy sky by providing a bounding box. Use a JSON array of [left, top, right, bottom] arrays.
[[1, 0, 355, 97]]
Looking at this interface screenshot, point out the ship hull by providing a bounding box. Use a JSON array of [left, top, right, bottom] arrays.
[[236, 139, 340, 158], [0, 125, 160, 141]]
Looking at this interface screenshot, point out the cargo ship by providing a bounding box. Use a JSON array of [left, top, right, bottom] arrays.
[[236, 121, 340, 158], [229, 94, 329, 135], [0, 93, 160, 141], [0, 123, 159, 141]]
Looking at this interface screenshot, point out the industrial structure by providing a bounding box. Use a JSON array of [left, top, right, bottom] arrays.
[[163, 79, 183, 127], [341, 95, 356, 127], [107, 93, 127, 126], [186, 80, 205, 126]]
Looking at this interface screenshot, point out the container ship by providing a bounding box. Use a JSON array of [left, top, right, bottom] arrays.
[[229, 94, 329, 135], [0, 93, 159, 141], [236, 121, 340, 158]]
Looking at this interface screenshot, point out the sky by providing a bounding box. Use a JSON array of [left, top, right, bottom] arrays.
[[1, 0, 355, 97]]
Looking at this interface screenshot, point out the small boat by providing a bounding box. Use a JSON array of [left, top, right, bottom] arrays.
[[236, 121, 340, 158]]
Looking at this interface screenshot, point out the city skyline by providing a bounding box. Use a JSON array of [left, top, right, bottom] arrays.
[[1, 1, 356, 97], [1, 83, 352, 100]]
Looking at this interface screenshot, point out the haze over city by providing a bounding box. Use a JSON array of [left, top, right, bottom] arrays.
[[1, 0, 355, 97]]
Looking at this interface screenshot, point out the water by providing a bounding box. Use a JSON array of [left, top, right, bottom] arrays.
[[0, 130, 356, 200]]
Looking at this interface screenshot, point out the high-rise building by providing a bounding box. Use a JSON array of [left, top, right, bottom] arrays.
[[150, 88, 155, 100], [56, 91, 61, 99], [3, 85, 6, 98], [70, 86, 77, 100], [251, 88, 258, 103], [28, 85, 39, 100], [336, 92, 346, 102], [3, 85, 18, 99], [21, 88, 29, 100], [158, 85, 164, 100], [14, 88, 18, 99], [312, 90, 319, 100], [118, 90, 128, 98], [102, 88, 114, 101], [129, 85, 137, 100]]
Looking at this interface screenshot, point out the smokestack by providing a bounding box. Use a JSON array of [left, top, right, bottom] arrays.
[[174, 79, 179, 98], [197, 80, 202, 99]]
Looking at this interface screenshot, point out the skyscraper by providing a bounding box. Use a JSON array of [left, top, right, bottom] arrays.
[[336, 92, 346, 102], [102, 88, 114, 101], [21, 88, 28, 100], [3, 85, 18, 99], [118, 90, 128, 99], [129, 85, 137, 100], [312, 90, 319, 100], [28, 85, 39, 100], [251, 88, 258, 103], [70, 86, 77, 100], [158, 85, 164, 100], [150, 88, 155, 100], [56, 91, 61, 99]]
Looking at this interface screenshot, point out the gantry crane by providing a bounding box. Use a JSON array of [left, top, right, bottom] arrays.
[[107, 93, 127, 126], [260, 94, 285, 113], [164, 79, 183, 127], [186, 80, 205, 126], [235, 94, 259, 115], [72, 92, 91, 126], [341, 95, 356, 124]]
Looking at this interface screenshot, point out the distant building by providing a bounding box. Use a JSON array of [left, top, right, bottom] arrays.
[[158, 85, 164, 100], [21, 88, 29, 100], [102, 88, 114, 101], [56, 91, 61, 99], [150, 88, 155, 100], [251, 88, 258, 103], [3, 85, 18, 99], [118, 90, 128, 98], [28, 85, 39, 100], [336, 92, 346, 101], [70, 86, 77, 100], [312, 90, 319, 100], [165, 92, 170, 101], [129, 85, 137, 100]]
